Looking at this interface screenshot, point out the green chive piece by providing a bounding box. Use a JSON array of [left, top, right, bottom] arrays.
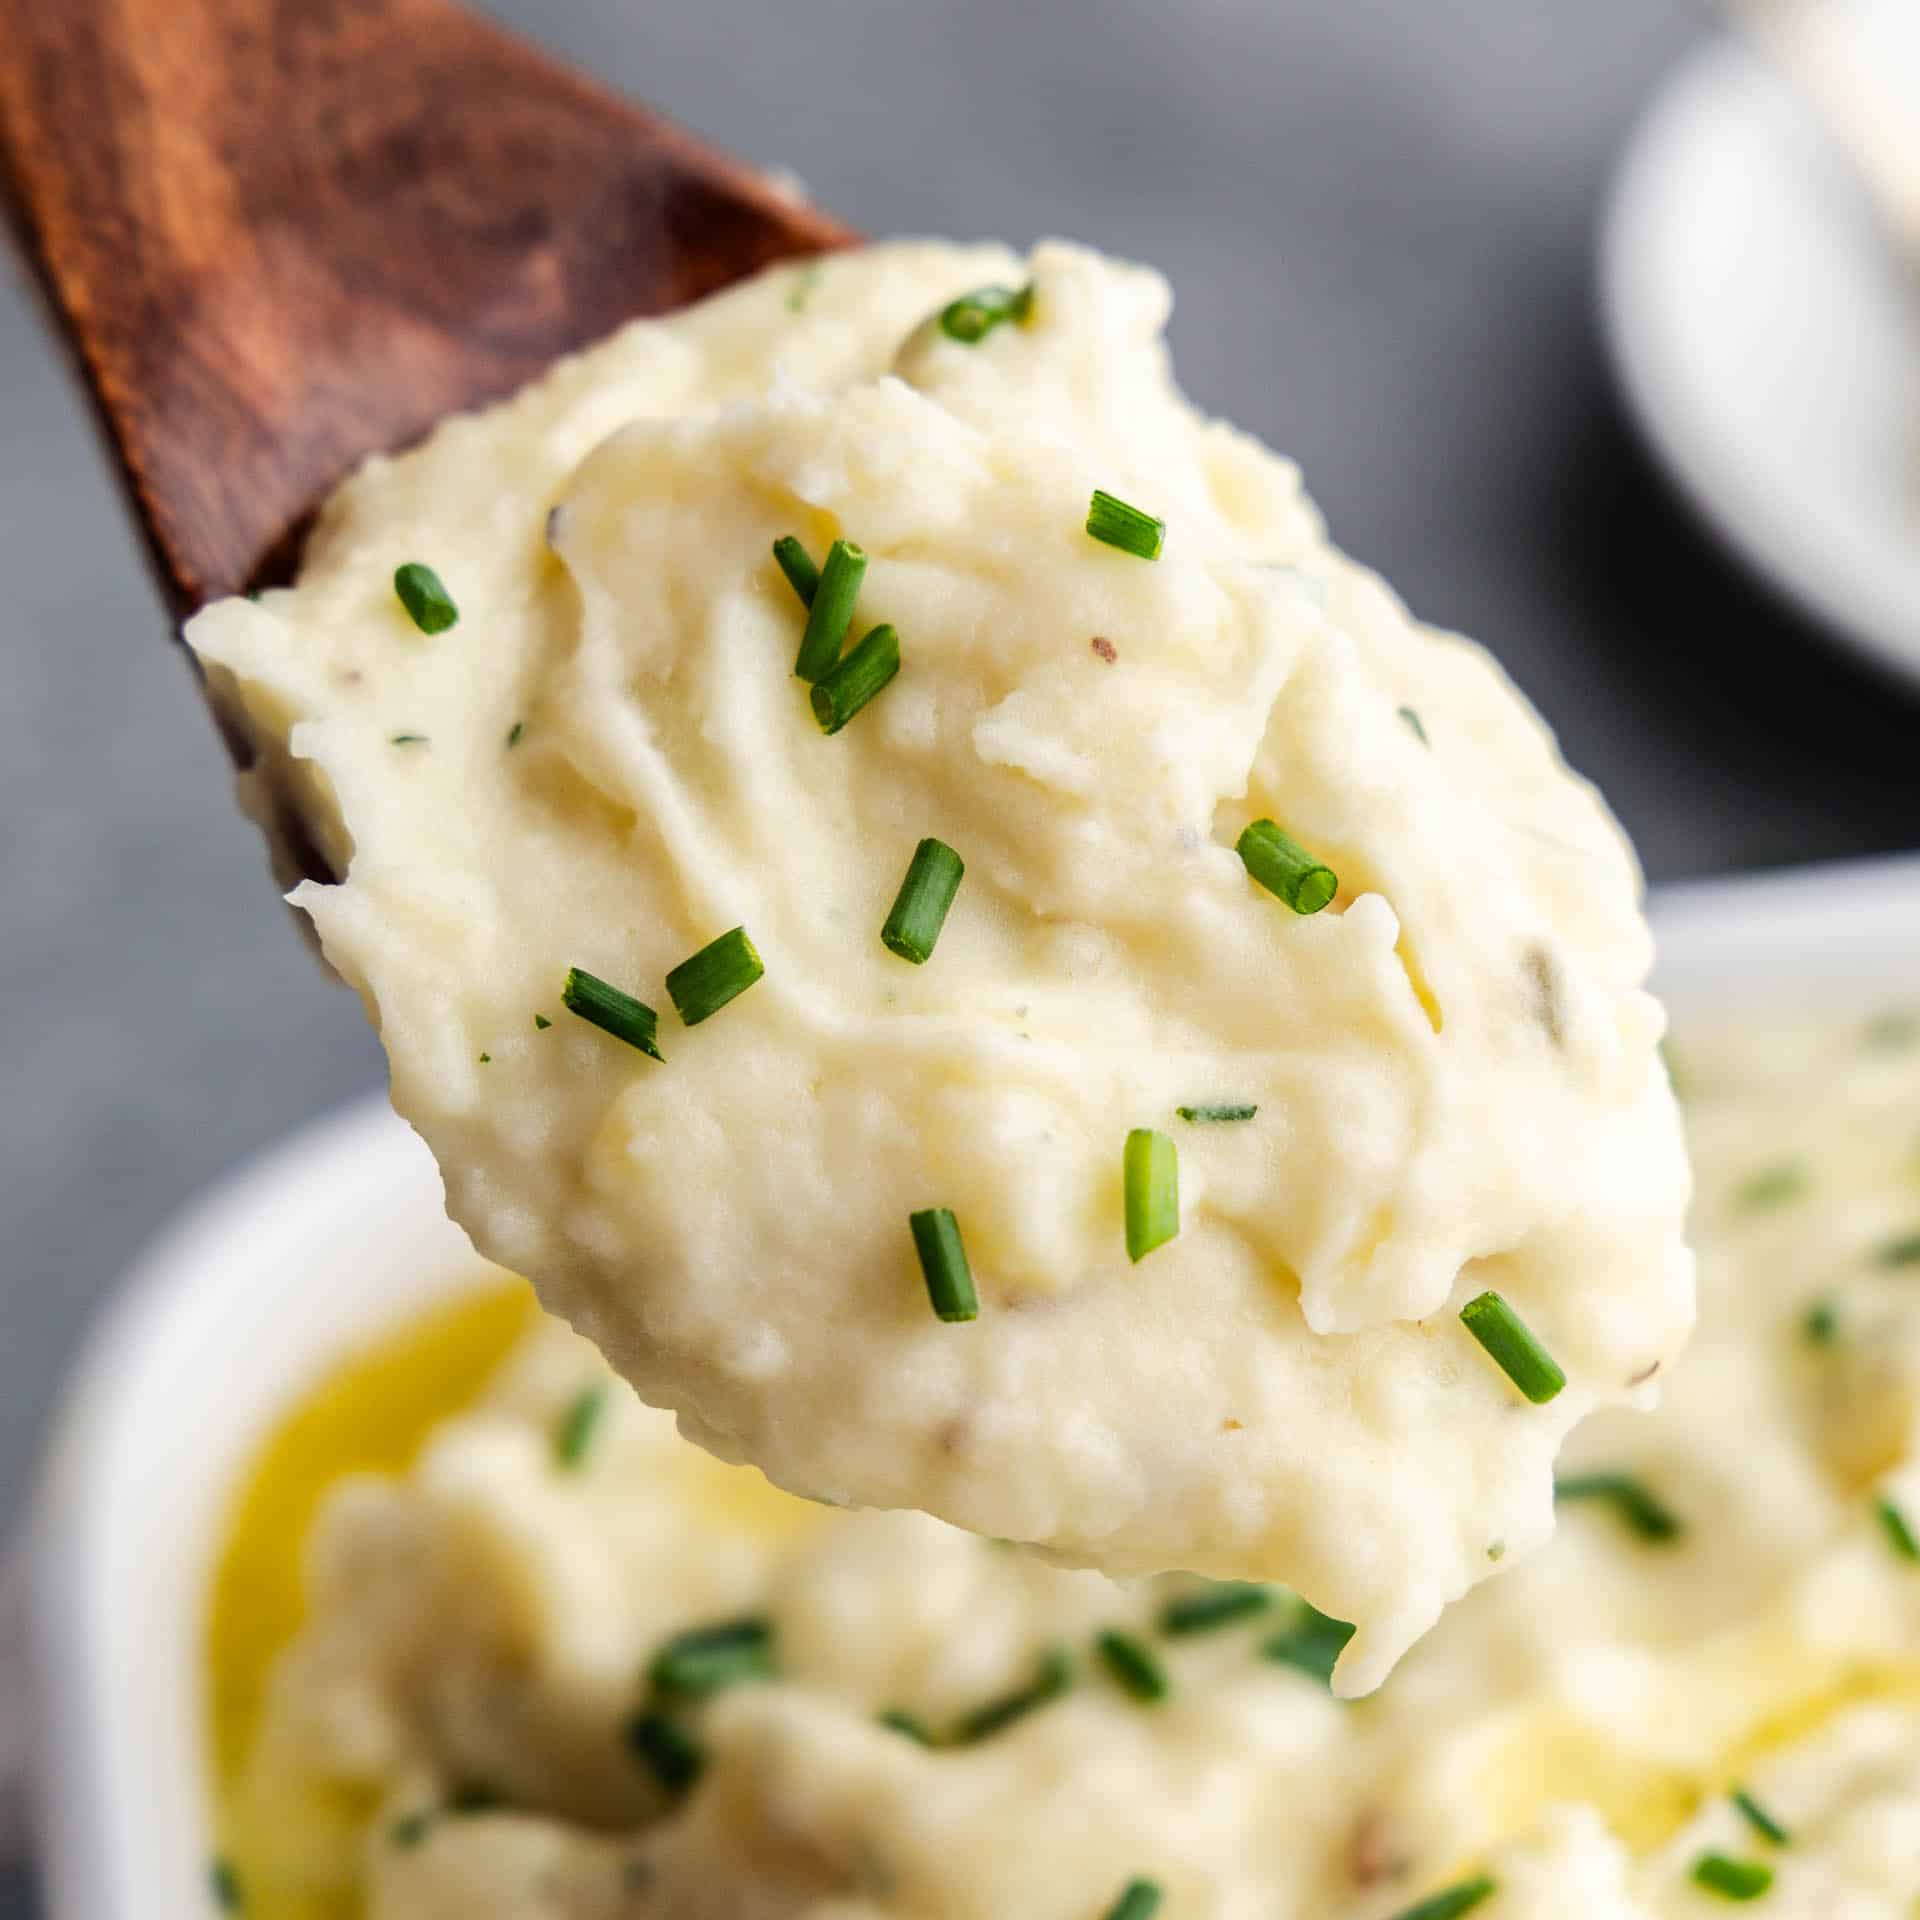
[[878, 1707, 935, 1746], [1176, 1103, 1257, 1124], [794, 538, 867, 682], [389, 1811, 432, 1849], [1874, 1229, 1920, 1268], [1385, 1877, 1497, 1920], [1460, 1290, 1566, 1405], [1123, 1129, 1179, 1263], [1236, 819, 1338, 915], [1875, 1494, 1920, 1562], [648, 1617, 775, 1698], [1158, 1581, 1273, 1637], [1864, 1009, 1918, 1051], [1095, 1629, 1168, 1704], [477, 1052, 491, 1064], [1691, 1852, 1774, 1901], [390, 733, 429, 747], [1101, 1879, 1163, 1920], [1735, 1162, 1808, 1212], [882, 838, 965, 964], [625, 1711, 705, 1795], [562, 967, 664, 1061], [810, 623, 900, 733], [772, 535, 819, 608], [665, 927, 764, 1027], [506, 721, 525, 748], [394, 562, 458, 634], [1553, 1471, 1682, 1543], [910, 1207, 979, 1323], [555, 1384, 608, 1470], [448, 1784, 499, 1815], [1730, 1786, 1791, 1847], [1399, 705, 1430, 745], [939, 282, 1033, 343], [787, 259, 824, 314], [1086, 488, 1164, 560], [209, 1857, 244, 1912], [533, 1013, 552, 1030], [1803, 1298, 1839, 1345], [1261, 1597, 1356, 1688], [952, 1647, 1072, 1743]]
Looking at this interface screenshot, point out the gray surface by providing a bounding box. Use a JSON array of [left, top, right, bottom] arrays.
[[3, 0, 1918, 1898]]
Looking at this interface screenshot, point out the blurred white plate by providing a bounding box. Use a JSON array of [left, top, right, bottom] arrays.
[[1600, 0, 1920, 688]]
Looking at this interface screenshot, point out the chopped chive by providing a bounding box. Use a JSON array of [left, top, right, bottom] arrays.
[[562, 967, 664, 1061], [786, 259, 824, 314], [1094, 1629, 1168, 1704], [1398, 705, 1430, 745], [1176, 1103, 1257, 1124], [648, 1617, 775, 1698], [533, 1013, 552, 1030], [1690, 1852, 1773, 1900], [1735, 1162, 1808, 1212], [1123, 1129, 1179, 1263], [1873, 1229, 1920, 1268], [878, 1707, 935, 1746], [772, 535, 820, 609], [910, 1207, 979, 1323], [1158, 1581, 1273, 1636], [810, 623, 900, 733], [1086, 488, 1164, 560], [389, 1810, 432, 1849], [665, 927, 764, 1027], [625, 1711, 705, 1796], [1385, 1877, 1497, 1920], [1460, 1290, 1566, 1405], [882, 838, 965, 964], [1875, 1493, 1920, 1562], [1236, 819, 1337, 915], [477, 1052, 491, 1064], [1261, 1597, 1355, 1688], [1864, 1009, 1918, 1051], [448, 1784, 499, 1815], [939, 282, 1033, 343], [1101, 1880, 1163, 1920], [394, 562, 458, 634], [1553, 1472, 1682, 1543], [555, 1384, 608, 1470], [390, 733, 429, 747], [1802, 1298, 1839, 1345], [794, 538, 867, 682], [1730, 1786, 1791, 1847], [952, 1647, 1072, 1743], [209, 1857, 244, 1911], [506, 722, 526, 750]]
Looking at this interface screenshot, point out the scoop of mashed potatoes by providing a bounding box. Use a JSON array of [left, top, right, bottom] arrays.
[[187, 239, 1692, 1689], [232, 999, 1920, 1919]]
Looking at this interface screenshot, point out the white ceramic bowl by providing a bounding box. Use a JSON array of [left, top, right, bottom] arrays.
[[13, 853, 1920, 1914]]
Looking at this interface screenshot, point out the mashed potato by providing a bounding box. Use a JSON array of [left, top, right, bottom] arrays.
[[226, 1002, 1920, 1920], [187, 240, 1691, 1688]]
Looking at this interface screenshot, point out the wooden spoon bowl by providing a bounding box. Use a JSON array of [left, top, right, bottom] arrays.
[[0, 0, 856, 617]]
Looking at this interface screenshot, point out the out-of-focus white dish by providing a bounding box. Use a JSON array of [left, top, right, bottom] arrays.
[[1600, 0, 1920, 689], [9, 852, 1920, 1916]]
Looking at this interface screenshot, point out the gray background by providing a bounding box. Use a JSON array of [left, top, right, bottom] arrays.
[[2, 0, 1917, 1901]]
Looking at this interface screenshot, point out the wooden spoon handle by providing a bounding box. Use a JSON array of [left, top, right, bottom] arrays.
[[0, 0, 854, 615]]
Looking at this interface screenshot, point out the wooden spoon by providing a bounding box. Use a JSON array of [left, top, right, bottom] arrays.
[[0, 0, 857, 620]]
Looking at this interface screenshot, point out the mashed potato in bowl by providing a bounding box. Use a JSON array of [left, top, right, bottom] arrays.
[[209, 1004, 1920, 1920], [187, 239, 1691, 1689]]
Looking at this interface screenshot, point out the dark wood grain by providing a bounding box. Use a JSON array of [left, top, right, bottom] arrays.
[[0, 0, 856, 617]]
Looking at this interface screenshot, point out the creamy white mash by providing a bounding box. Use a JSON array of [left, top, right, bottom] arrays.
[[232, 1004, 1920, 1919], [187, 239, 1691, 1688]]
